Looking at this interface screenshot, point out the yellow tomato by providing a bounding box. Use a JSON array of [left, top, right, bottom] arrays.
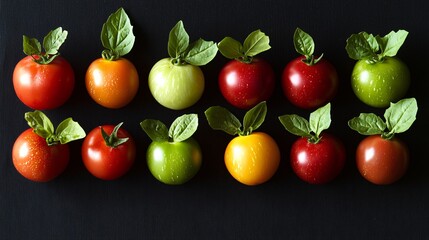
[[224, 132, 280, 185]]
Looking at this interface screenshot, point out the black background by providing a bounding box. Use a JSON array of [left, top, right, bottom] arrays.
[[1, 1, 429, 239]]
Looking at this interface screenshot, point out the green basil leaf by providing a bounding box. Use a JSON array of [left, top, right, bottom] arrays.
[[140, 119, 169, 142], [168, 20, 189, 59], [278, 114, 312, 138], [242, 29, 271, 57], [205, 106, 242, 136], [24, 110, 54, 139], [362, 32, 379, 53], [184, 38, 218, 66], [43, 27, 68, 55], [348, 113, 386, 135], [242, 101, 267, 135], [218, 37, 244, 59], [293, 27, 314, 57], [101, 7, 135, 57], [169, 114, 198, 142], [345, 32, 377, 60], [55, 118, 86, 144], [381, 30, 408, 57], [385, 98, 417, 134], [23, 35, 41, 56], [309, 103, 331, 137]]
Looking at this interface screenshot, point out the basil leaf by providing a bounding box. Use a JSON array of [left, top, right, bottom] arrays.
[[184, 38, 218, 66], [218, 37, 244, 59], [362, 32, 379, 53], [242, 29, 271, 57], [55, 118, 86, 145], [24, 110, 54, 139], [293, 27, 314, 57], [309, 103, 331, 137], [381, 30, 408, 57], [168, 20, 189, 59], [140, 119, 169, 142], [101, 7, 135, 58], [348, 113, 386, 135], [278, 114, 312, 138], [43, 27, 68, 55], [385, 98, 417, 134], [23, 35, 41, 56], [169, 114, 198, 142], [205, 106, 242, 136], [345, 32, 377, 60], [242, 101, 267, 135]]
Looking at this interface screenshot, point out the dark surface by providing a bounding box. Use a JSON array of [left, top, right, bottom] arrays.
[[1, 1, 428, 239]]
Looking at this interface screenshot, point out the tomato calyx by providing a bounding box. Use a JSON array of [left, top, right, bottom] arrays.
[[101, 122, 129, 148], [279, 103, 332, 144], [293, 28, 324, 66]]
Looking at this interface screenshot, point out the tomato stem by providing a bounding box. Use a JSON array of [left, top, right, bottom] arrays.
[[101, 122, 129, 148]]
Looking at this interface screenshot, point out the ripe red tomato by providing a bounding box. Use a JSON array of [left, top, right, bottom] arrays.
[[85, 58, 139, 109], [290, 133, 346, 184], [13, 55, 75, 110], [282, 56, 338, 109], [12, 129, 70, 182], [81, 124, 136, 180], [356, 135, 409, 185], [218, 58, 275, 109]]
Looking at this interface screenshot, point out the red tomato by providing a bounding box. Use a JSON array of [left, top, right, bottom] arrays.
[[282, 56, 338, 109], [12, 129, 70, 182], [13, 55, 75, 110], [290, 133, 346, 184], [356, 135, 409, 185], [218, 58, 275, 109], [81, 125, 136, 180]]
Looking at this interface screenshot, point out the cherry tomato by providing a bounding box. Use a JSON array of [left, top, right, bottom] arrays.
[[356, 135, 409, 185], [224, 132, 280, 186], [13, 55, 75, 110], [12, 129, 70, 182], [290, 133, 346, 184], [282, 56, 338, 109], [218, 58, 275, 109], [82, 124, 136, 180], [85, 58, 139, 109]]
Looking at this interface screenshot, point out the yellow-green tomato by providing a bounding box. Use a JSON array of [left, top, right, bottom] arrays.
[[146, 138, 202, 185], [351, 56, 410, 108], [148, 58, 205, 110]]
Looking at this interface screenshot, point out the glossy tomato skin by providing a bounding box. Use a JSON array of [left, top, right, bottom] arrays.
[[86, 58, 139, 109], [282, 56, 338, 109], [82, 125, 136, 180], [224, 132, 280, 186], [356, 135, 409, 185], [146, 138, 202, 185], [12, 128, 70, 182], [290, 133, 346, 184], [218, 58, 275, 109], [13, 55, 75, 110], [351, 56, 410, 108], [148, 58, 204, 110]]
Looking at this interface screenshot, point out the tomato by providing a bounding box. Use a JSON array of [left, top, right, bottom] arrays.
[[290, 133, 346, 184], [282, 56, 338, 109], [82, 124, 136, 180], [146, 138, 202, 185], [355, 135, 409, 185], [86, 58, 139, 109], [12, 129, 70, 182], [148, 58, 204, 110], [218, 58, 275, 109], [224, 132, 280, 186], [351, 57, 410, 108], [13, 55, 75, 110]]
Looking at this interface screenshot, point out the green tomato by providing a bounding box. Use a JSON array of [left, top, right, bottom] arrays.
[[146, 137, 202, 185], [351, 56, 410, 108], [148, 58, 205, 110]]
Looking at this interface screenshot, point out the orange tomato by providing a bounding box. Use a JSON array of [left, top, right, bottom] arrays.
[[224, 132, 280, 186], [85, 58, 139, 109]]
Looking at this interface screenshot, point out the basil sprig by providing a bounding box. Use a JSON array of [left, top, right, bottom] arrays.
[[293, 27, 323, 65], [23, 27, 68, 64], [140, 114, 198, 143]]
